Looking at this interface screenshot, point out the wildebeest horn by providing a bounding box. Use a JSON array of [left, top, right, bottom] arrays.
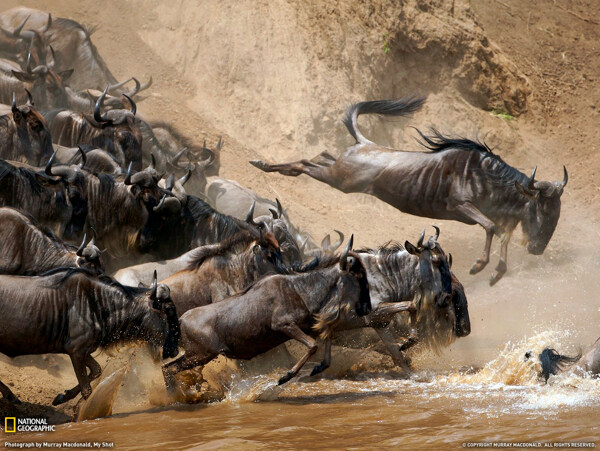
[[340, 234, 354, 268], [178, 169, 192, 186], [154, 194, 167, 211], [417, 229, 426, 248], [45, 149, 58, 176], [124, 162, 133, 185], [560, 166, 568, 188], [432, 225, 440, 242], [77, 146, 86, 169], [125, 77, 141, 97], [164, 173, 175, 191], [89, 227, 97, 246], [123, 93, 136, 116], [11, 92, 17, 113], [24, 88, 34, 106], [448, 253, 453, 269], [149, 154, 156, 170], [216, 136, 223, 151], [246, 201, 257, 226], [94, 87, 112, 124], [139, 76, 152, 92], [269, 208, 278, 219], [13, 15, 29, 37], [198, 147, 215, 169], [331, 230, 344, 250], [42, 13, 52, 32], [527, 166, 537, 190], [171, 147, 188, 167], [26, 50, 33, 73], [276, 198, 283, 217], [76, 233, 87, 257], [150, 270, 158, 300], [48, 45, 56, 69], [107, 77, 133, 93]]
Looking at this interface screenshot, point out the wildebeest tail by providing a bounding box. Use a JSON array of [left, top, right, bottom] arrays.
[[343, 96, 427, 144], [539, 347, 582, 382]]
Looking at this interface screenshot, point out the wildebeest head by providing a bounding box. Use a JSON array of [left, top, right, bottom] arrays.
[[525, 348, 581, 383], [339, 236, 372, 317], [11, 51, 73, 110], [74, 232, 104, 275], [252, 225, 283, 273], [9, 91, 54, 166], [449, 267, 470, 338], [44, 148, 88, 239], [515, 166, 567, 255], [86, 88, 143, 171], [147, 271, 180, 359], [405, 228, 452, 308]]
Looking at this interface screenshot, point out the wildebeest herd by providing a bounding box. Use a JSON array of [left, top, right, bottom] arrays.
[[0, 7, 584, 411]]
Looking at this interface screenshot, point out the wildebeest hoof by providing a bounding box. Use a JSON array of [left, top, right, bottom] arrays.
[[277, 372, 294, 385], [399, 337, 416, 352], [310, 362, 328, 377], [52, 393, 67, 406], [250, 160, 268, 170], [469, 259, 488, 275], [489, 271, 505, 286]]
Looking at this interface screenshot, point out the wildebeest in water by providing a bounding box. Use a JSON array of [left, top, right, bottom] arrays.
[[252, 96, 568, 285], [162, 236, 371, 391], [0, 269, 179, 405]]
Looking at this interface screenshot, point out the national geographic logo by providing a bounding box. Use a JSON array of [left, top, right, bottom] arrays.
[[2, 417, 55, 433]]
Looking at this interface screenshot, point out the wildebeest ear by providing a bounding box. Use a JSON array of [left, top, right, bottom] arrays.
[[514, 181, 539, 201], [59, 68, 74, 82], [404, 241, 420, 255]]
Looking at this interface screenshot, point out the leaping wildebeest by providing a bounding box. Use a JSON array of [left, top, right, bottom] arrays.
[[0, 207, 103, 275], [0, 269, 180, 405], [162, 237, 371, 390], [251, 96, 568, 285]]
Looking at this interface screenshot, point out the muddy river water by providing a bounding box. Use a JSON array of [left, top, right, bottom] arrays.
[[10, 331, 600, 450]]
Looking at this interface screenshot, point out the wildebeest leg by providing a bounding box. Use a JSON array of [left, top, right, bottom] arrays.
[[53, 355, 102, 406], [0, 379, 21, 404], [310, 337, 331, 376], [454, 203, 495, 274], [373, 326, 413, 375], [277, 324, 318, 385], [490, 232, 511, 286], [250, 153, 338, 183]]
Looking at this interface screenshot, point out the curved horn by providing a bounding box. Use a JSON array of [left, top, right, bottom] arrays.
[[94, 87, 111, 124], [123, 93, 136, 115], [340, 234, 354, 268], [561, 166, 568, 188], [124, 162, 133, 185], [107, 77, 133, 93], [178, 169, 192, 186], [432, 225, 440, 242], [331, 230, 344, 250], [48, 45, 56, 70], [11, 92, 17, 113], [150, 270, 158, 300], [417, 229, 426, 248], [45, 149, 58, 176], [246, 201, 257, 225], [42, 13, 52, 33], [171, 147, 188, 167], [149, 154, 156, 170], [24, 88, 34, 106], [26, 50, 33, 74], [527, 166, 537, 190], [198, 147, 215, 169], [269, 208, 278, 219], [89, 227, 97, 246], [125, 77, 141, 97], [76, 233, 87, 257], [154, 193, 167, 212], [13, 15, 29, 37], [77, 146, 86, 169], [216, 136, 223, 151], [164, 173, 175, 191], [276, 198, 283, 217], [138, 76, 152, 92]]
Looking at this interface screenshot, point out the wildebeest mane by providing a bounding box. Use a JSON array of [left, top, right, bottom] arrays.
[[416, 128, 530, 187], [42, 266, 147, 300], [185, 230, 256, 271], [0, 159, 54, 197], [187, 195, 244, 241]]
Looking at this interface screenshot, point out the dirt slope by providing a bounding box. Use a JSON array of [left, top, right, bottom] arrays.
[[1, 0, 599, 420]]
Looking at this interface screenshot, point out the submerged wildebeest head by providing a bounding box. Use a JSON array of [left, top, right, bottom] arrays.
[[515, 166, 568, 255]]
